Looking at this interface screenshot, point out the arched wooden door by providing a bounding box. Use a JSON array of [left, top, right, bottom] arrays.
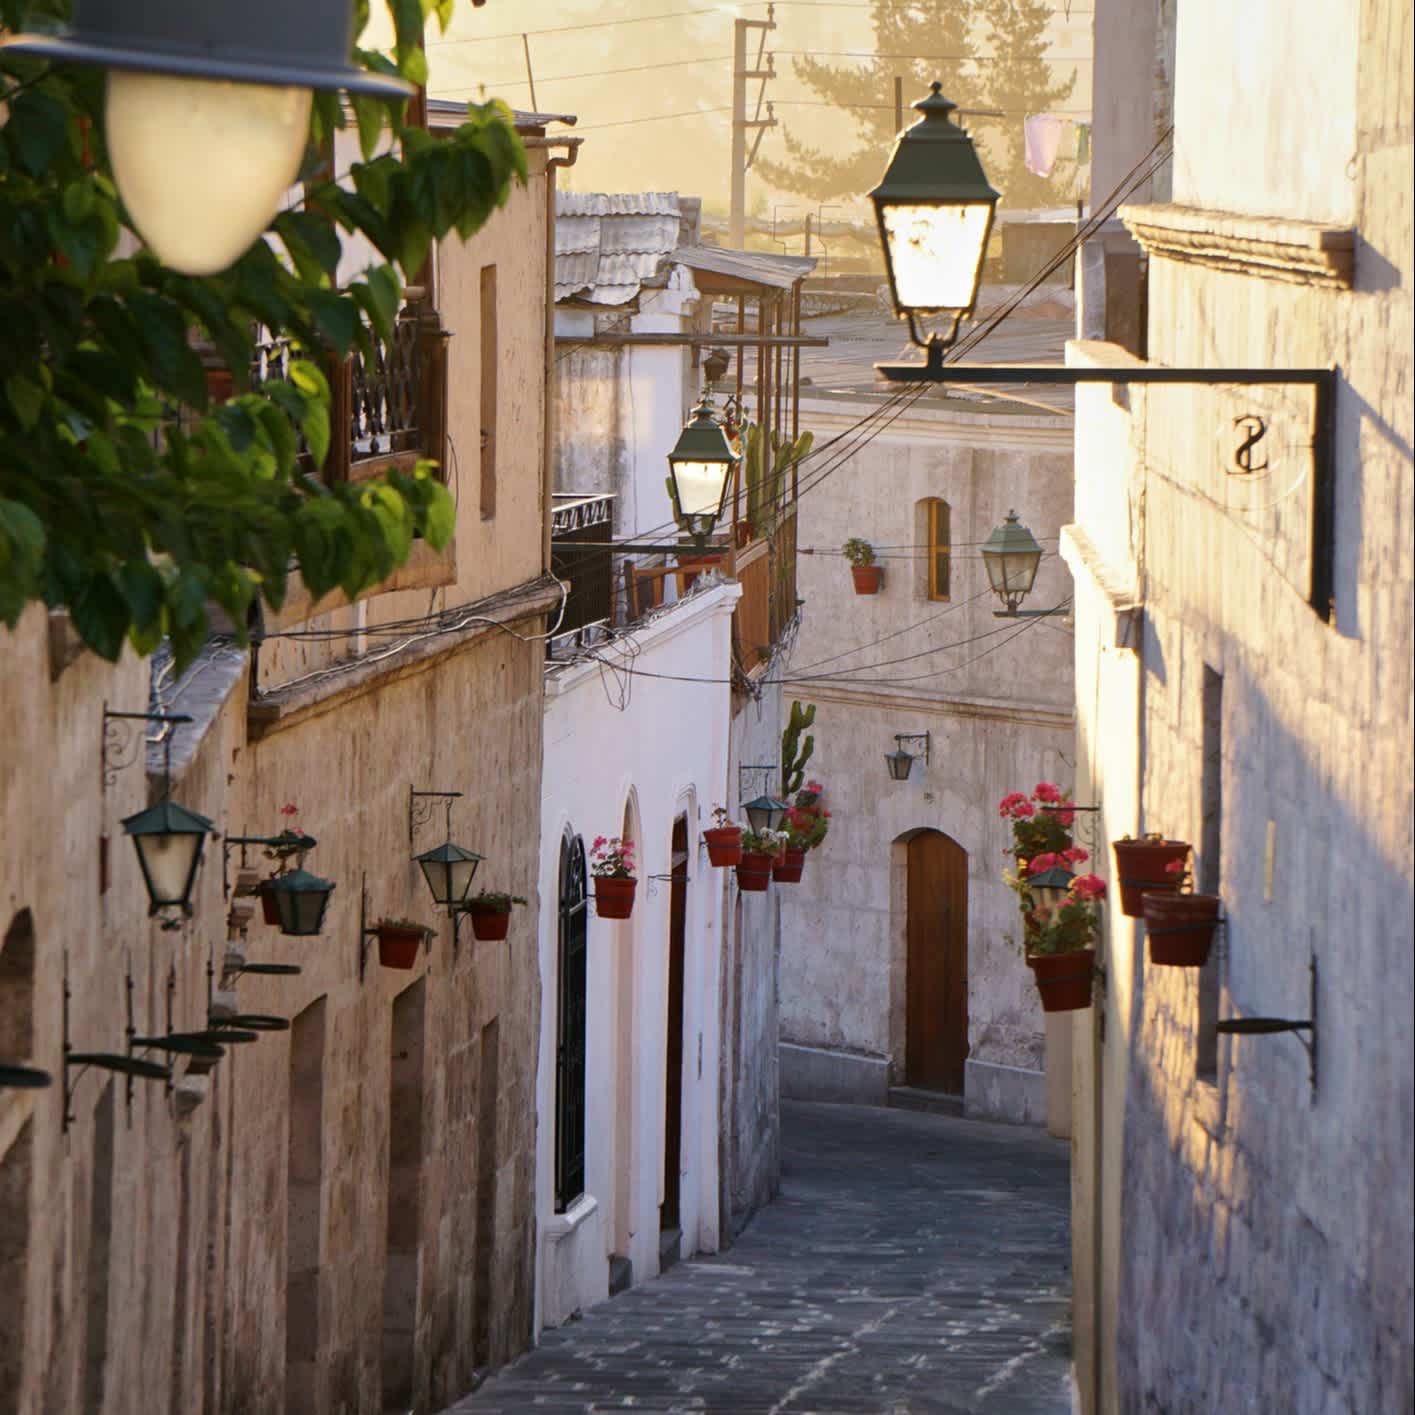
[[905, 830, 969, 1092]]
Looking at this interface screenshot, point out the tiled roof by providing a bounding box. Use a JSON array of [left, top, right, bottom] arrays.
[[555, 191, 685, 306]]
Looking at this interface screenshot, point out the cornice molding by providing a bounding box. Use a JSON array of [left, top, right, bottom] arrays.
[[1120, 203, 1356, 289], [781, 678, 1072, 730]]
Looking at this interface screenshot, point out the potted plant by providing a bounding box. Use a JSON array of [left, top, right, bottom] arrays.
[[775, 784, 829, 883], [373, 917, 434, 970], [736, 829, 785, 892], [590, 836, 637, 919], [842, 537, 883, 594], [1112, 834, 1192, 917], [703, 806, 744, 867], [462, 890, 527, 942], [1142, 860, 1221, 966], [1023, 874, 1107, 1012]]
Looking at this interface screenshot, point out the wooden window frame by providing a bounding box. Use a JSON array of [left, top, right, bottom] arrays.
[[926, 498, 952, 602]]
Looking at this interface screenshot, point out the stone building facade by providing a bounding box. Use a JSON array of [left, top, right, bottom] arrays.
[[777, 390, 1076, 1125], [1065, 0, 1413, 1409], [0, 118, 569, 1415]]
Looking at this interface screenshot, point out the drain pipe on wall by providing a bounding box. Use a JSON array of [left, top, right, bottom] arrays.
[[526, 133, 582, 574]]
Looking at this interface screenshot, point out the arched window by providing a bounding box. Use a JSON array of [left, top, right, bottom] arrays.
[[554, 832, 588, 1212], [921, 497, 951, 601]]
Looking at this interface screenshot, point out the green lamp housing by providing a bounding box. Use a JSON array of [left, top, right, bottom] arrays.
[[743, 793, 790, 837], [416, 841, 484, 911], [1028, 865, 1076, 911], [121, 798, 215, 917], [870, 83, 1000, 346], [981, 510, 1044, 613], [267, 867, 336, 937], [667, 393, 739, 541]]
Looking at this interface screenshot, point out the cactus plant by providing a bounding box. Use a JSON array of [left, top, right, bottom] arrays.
[[739, 422, 814, 541], [781, 699, 816, 796]]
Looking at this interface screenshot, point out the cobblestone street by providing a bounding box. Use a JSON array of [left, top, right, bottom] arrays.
[[444, 1100, 1073, 1415]]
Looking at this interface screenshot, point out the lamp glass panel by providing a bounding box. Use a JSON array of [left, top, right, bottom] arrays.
[[885, 750, 914, 781], [671, 459, 731, 519], [133, 831, 203, 907], [419, 857, 452, 905], [880, 201, 993, 312], [986, 547, 1040, 597], [106, 72, 312, 276], [446, 854, 481, 904]]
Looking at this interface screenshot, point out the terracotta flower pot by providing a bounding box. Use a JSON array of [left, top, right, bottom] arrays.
[[258, 881, 281, 926], [465, 905, 512, 941], [850, 564, 883, 595], [593, 875, 637, 920], [1143, 892, 1221, 966], [735, 852, 775, 892], [377, 926, 426, 970], [1026, 948, 1095, 1012], [704, 826, 744, 867], [1112, 839, 1192, 916], [772, 846, 806, 883]]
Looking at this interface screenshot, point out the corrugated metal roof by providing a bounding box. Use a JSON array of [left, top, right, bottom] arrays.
[[555, 192, 685, 306], [674, 245, 817, 291]]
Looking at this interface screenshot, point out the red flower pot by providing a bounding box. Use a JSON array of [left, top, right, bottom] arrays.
[[1143, 892, 1221, 966], [466, 905, 512, 941], [850, 564, 883, 595], [258, 882, 281, 926], [377, 926, 426, 970], [772, 846, 806, 883], [593, 875, 637, 920], [1112, 839, 1192, 917], [735, 852, 775, 892], [704, 826, 744, 867], [1026, 948, 1095, 1012]]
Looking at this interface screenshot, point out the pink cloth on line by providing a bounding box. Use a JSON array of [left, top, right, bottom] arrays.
[[1023, 114, 1067, 178]]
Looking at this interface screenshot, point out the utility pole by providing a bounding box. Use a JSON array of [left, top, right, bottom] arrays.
[[730, 4, 777, 250]]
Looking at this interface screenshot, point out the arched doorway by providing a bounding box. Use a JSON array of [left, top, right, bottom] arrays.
[[905, 830, 969, 1093]]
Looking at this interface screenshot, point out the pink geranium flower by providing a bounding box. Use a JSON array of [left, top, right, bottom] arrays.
[[1032, 782, 1062, 803], [1071, 873, 1107, 901], [1062, 846, 1090, 865]]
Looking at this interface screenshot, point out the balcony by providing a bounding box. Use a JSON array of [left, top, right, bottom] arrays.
[[548, 495, 797, 677], [251, 299, 449, 483]]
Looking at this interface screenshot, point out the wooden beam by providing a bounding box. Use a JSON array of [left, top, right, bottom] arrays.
[[554, 332, 828, 349]]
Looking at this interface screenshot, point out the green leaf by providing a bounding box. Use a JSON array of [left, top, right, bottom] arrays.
[[9, 89, 70, 176], [71, 571, 131, 661], [5, 373, 45, 429], [305, 289, 360, 357], [351, 93, 387, 162]]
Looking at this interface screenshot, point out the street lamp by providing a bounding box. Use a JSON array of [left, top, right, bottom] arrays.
[[1028, 866, 1075, 912], [667, 392, 739, 547], [742, 793, 790, 837], [121, 797, 215, 922], [2, 0, 412, 275], [980, 510, 1062, 617], [885, 732, 931, 782], [266, 866, 337, 937], [870, 83, 1000, 360], [415, 840, 484, 911]]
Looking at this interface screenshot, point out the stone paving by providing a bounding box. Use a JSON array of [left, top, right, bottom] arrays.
[[443, 1100, 1073, 1415]]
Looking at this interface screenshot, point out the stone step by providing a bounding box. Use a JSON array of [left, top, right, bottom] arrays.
[[887, 1085, 966, 1117]]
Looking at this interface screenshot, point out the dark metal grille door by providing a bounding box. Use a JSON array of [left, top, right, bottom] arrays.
[[554, 833, 588, 1212]]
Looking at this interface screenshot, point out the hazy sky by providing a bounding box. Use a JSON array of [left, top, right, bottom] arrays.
[[366, 2, 1092, 227]]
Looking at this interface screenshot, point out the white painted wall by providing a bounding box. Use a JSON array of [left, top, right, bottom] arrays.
[[534, 584, 738, 1330], [777, 395, 1076, 1120]]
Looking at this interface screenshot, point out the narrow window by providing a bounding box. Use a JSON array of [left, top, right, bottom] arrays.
[[286, 998, 326, 1414], [927, 498, 951, 601], [555, 833, 588, 1212], [479, 264, 498, 520], [1196, 667, 1223, 1079]]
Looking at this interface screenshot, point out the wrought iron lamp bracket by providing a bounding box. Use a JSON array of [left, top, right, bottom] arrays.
[[738, 763, 778, 798], [101, 705, 192, 794], [895, 732, 931, 765], [409, 787, 462, 847], [222, 831, 317, 896], [1215, 955, 1319, 1098]]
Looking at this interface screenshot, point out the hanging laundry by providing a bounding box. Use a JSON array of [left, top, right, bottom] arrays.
[[1023, 114, 1068, 178]]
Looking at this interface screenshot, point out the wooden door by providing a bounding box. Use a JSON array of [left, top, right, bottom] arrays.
[[906, 830, 969, 1092]]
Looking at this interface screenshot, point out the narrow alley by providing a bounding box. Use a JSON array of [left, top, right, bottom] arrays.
[[444, 1101, 1072, 1415]]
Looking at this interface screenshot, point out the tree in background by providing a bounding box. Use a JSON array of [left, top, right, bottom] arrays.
[[0, 0, 525, 668], [758, 0, 1075, 213]]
